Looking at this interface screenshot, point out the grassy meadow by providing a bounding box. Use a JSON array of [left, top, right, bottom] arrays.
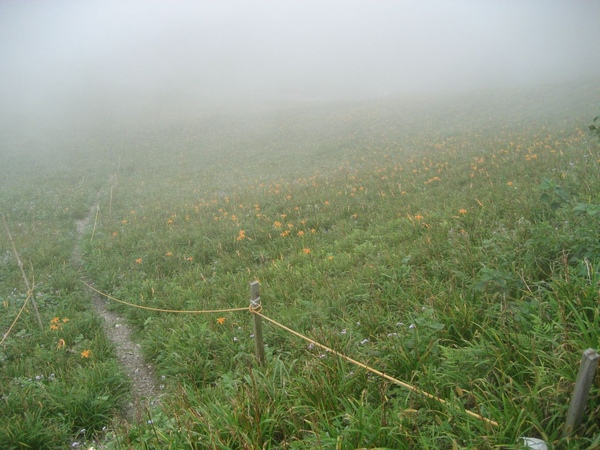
[[1, 80, 600, 449]]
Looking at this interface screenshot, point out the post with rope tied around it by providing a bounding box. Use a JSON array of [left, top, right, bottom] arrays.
[[249, 281, 265, 365]]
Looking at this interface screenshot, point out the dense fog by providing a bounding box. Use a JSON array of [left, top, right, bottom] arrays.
[[1, 0, 600, 131]]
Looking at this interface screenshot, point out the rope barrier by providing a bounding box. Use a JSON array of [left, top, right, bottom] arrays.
[[81, 278, 498, 427], [82, 281, 248, 314], [252, 310, 499, 428], [0, 290, 33, 346]]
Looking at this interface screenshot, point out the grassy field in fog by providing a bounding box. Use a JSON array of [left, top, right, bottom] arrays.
[[1, 80, 600, 449]]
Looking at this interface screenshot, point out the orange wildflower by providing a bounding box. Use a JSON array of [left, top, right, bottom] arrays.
[[459, 209, 467, 215], [303, 248, 311, 254], [81, 350, 91, 358], [216, 317, 226, 325], [135, 258, 142, 264], [297, 230, 304, 237]]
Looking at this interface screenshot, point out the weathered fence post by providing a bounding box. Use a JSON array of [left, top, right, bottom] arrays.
[[563, 348, 599, 438], [90, 204, 100, 242], [109, 185, 114, 215], [250, 281, 265, 365]]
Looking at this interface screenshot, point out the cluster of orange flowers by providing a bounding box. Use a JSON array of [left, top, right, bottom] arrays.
[[51, 318, 91, 358], [424, 176, 441, 185], [49, 316, 69, 331]]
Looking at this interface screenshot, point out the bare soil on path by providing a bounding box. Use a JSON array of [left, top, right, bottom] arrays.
[[74, 200, 161, 422]]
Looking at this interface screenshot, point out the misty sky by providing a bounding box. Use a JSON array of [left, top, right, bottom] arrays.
[[2, 0, 600, 126]]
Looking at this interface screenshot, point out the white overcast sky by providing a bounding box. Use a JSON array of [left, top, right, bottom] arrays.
[[1, 0, 600, 125]]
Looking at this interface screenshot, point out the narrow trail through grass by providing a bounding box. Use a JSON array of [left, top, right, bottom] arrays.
[[74, 189, 161, 422]]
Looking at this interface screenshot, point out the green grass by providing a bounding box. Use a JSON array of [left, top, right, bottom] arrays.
[[0, 146, 129, 448], [2, 79, 600, 448]]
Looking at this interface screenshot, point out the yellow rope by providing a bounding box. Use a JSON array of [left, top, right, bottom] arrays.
[[253, 310, 499, 428], [82, 278, 497, 427], [0, 290, 33, 346], [82, 281, 247, 314]]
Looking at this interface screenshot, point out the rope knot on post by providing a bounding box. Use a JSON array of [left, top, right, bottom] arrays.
[[249, 296, 262, 313]]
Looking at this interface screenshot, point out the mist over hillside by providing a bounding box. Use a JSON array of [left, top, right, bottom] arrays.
[[1, 1, 600, 140]]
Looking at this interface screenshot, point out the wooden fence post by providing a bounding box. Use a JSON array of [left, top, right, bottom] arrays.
[[109, 185, 113, 215], [563, 348, 599, 438], [250, 281, 265, 365]]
